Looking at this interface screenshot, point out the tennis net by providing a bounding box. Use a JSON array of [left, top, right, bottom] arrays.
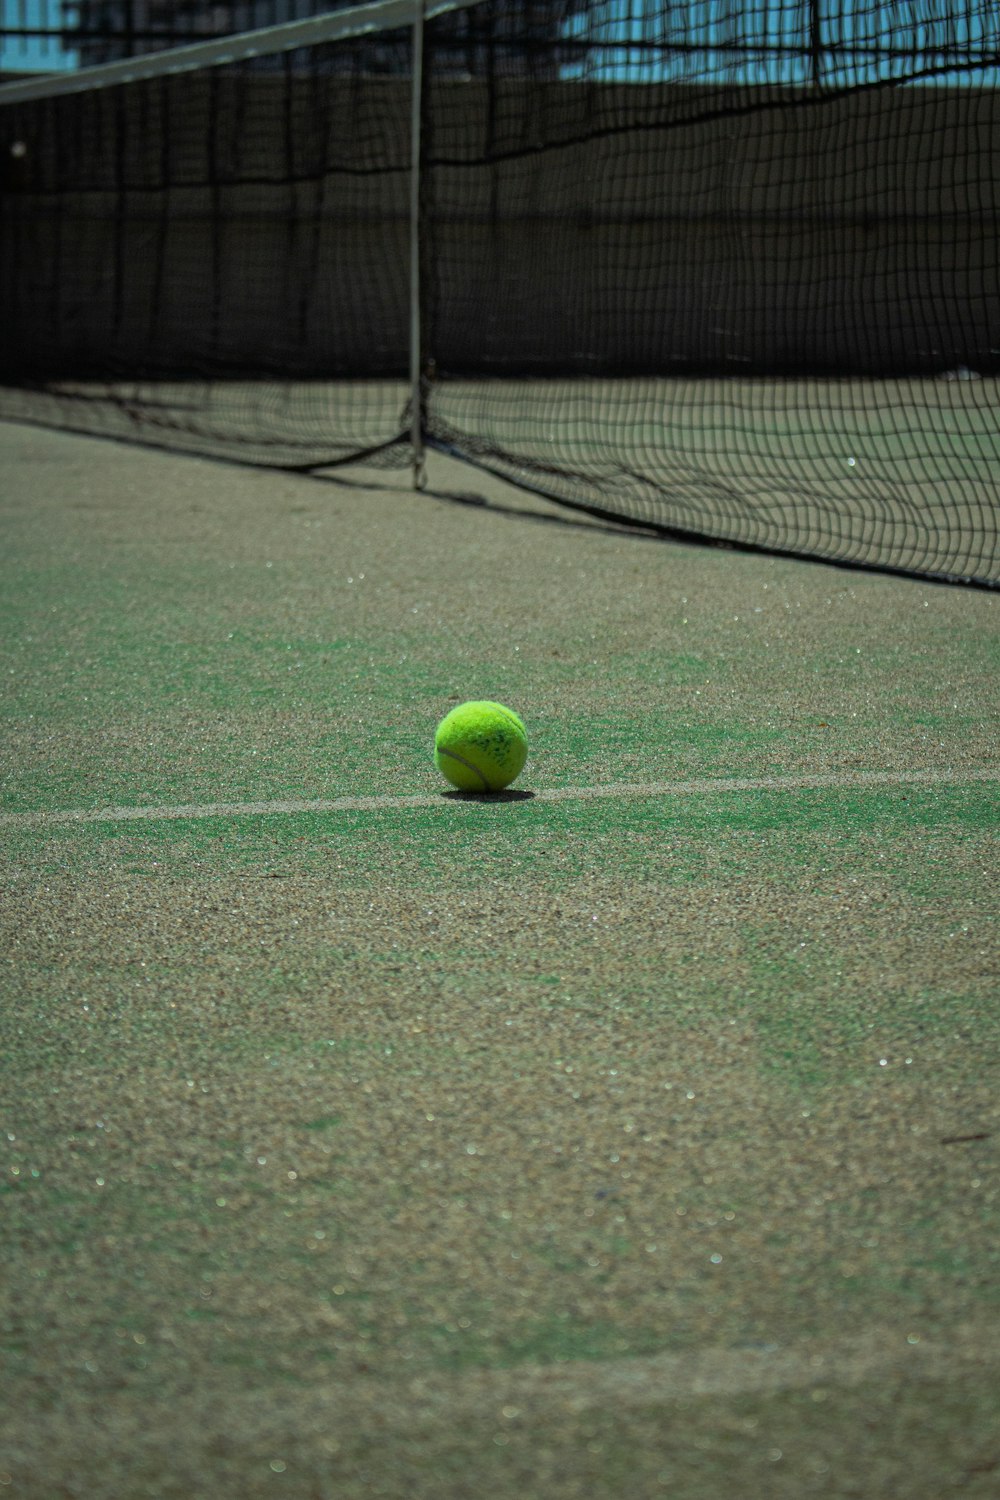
[[1, 0, 998, 584]]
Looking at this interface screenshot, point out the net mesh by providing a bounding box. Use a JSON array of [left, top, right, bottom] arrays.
[[1, 0, 998, 584], [0, 17, 417, 467]]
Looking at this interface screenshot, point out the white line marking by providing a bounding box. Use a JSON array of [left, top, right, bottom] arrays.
[[443, 1319, 997, 1412], [1, 766, 996, 829], [0, 1322, 993, 1460]]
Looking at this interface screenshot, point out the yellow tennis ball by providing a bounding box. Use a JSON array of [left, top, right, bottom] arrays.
[[434, 700, 528, 793]]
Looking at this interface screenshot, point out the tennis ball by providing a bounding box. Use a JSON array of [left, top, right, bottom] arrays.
[[434, 700, 528, 793]]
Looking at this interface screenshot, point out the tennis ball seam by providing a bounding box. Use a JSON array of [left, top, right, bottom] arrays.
[[434, 700, 527, 793], [491, 705, 525, 736], [436, 746, 490, 792]]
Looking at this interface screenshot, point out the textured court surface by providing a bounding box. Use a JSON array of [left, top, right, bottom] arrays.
[[1, 420, 998, 1498], [2, 377, 997, 583]]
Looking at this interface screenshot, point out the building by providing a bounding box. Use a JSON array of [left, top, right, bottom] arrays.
[[61, 0, 588, 77], [63, 2, 334, 66]]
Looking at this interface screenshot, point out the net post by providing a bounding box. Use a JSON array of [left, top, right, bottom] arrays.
[[409, 0, 426, 491], [808, 0, 822, 90]]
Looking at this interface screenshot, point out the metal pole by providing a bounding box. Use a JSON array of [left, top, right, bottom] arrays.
[[808, 0, 822, 91], [409, 0, 426, 490]]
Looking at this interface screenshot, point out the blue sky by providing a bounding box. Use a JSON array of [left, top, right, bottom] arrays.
[[563, 0, 1000, 86], [1, 0, 997, 83], [0, 0, 76, 72]]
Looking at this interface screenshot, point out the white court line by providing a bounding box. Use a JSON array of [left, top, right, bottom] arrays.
[[1, 766, 996, 829], [0, 1321, 993, 1459], [438, 1319, 997, 1414]]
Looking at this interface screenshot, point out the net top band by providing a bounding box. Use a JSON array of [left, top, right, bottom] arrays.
[[0, 0, 486, 105]]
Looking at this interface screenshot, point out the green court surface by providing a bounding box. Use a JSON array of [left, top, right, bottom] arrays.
[[1, 420, 998, 1498], [3, 376, 997, 581]]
